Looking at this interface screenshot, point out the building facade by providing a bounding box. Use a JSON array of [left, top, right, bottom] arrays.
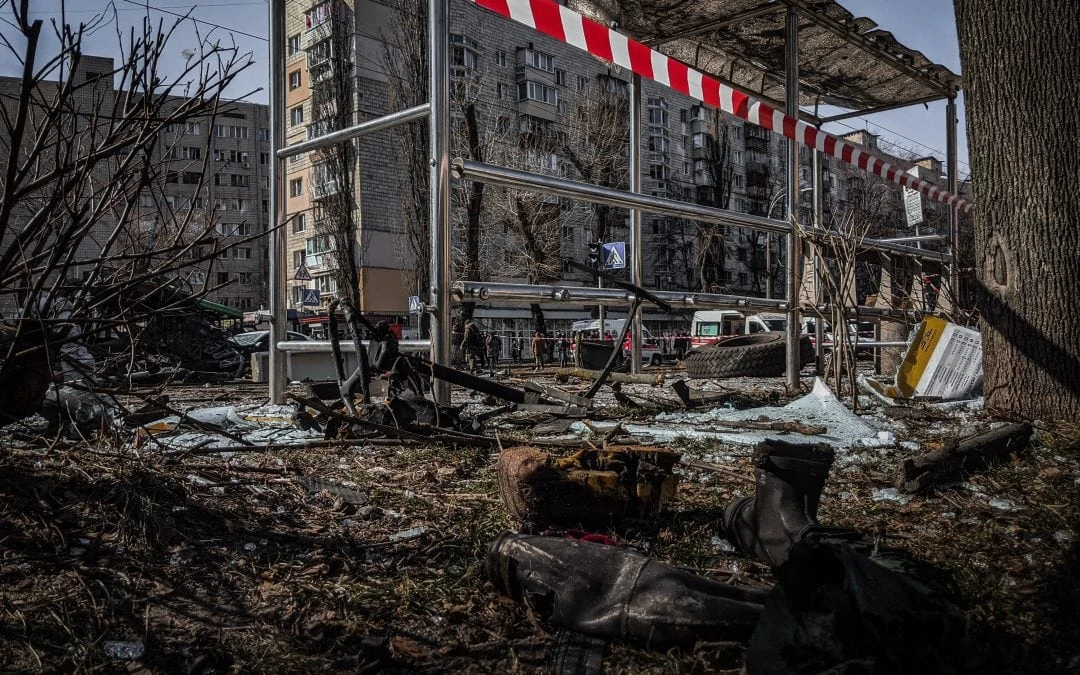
[[0, 55, 272, 316]]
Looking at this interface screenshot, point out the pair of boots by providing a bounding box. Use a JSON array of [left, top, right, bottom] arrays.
[[723, 438, 860, 568]]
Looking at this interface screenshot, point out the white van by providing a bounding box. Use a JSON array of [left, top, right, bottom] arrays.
[[570, 318, 665, 365], [689, 311, 788, 347]]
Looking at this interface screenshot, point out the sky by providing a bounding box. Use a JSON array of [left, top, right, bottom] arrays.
[[1, 0, 968, 176]]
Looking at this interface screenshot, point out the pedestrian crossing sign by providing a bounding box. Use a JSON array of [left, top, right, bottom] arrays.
[[294, 263, 312, 281], [602, 241, 626, 270]]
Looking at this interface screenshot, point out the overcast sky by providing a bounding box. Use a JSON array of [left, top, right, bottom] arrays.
[[1, 0, 968, 175]]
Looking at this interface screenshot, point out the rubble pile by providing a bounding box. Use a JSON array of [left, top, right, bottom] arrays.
[[0, 349, 1078, 672]]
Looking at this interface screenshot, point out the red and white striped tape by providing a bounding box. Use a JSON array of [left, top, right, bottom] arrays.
[[469, 0, 973, 214]]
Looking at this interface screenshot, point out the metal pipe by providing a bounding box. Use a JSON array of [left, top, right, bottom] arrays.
[[276, 104, 430, 159], [455, 158, 791, 234], [429, 0, 451, 404], [784, 8, 802, 390], [277, 340, 432, 353], [267, 0, 287, 404], [629, 74, 643, 373], [812, 147, 825, 372], [876, 234, 948, 244], [946, 95, 960, 304], [454, 159, 949, 263], [451, 281, 789, 312]]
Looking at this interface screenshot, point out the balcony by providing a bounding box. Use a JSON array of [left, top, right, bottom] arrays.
[[312, 179, 341, 200], [745, 136, 769, 152], [309, 61, 337, 85], [303, 20, 334, 50]]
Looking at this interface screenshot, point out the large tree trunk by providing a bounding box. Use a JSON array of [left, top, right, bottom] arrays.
[[955, 0, 1080, 420]]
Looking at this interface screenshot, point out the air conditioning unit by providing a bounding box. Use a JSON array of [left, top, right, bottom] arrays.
[[242, 162, 250, 168]]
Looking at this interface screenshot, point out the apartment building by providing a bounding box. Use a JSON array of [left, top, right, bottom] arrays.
[[0, 55, 272, 315]]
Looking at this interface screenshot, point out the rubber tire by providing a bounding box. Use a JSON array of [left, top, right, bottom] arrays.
[[683, 334, 814, 379]]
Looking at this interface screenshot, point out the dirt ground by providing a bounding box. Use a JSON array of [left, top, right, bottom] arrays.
[[2, 371, 1079, 673]]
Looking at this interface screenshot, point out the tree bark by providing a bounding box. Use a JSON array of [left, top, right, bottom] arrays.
[[955, 0, 1080, 420]]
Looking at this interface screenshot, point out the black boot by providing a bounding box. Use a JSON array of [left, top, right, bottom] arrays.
[[722, 439, 837, 568], [486, 531, 766, 650]]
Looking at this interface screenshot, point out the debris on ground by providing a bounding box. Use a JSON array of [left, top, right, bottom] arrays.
[[1, 363, 1078, 672]]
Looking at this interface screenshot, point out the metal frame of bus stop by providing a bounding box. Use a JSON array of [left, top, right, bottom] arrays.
[[265, 0, 970, 404]]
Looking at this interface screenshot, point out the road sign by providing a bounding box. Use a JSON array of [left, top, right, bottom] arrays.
[[903, 166, 924, 228], [602, 241, 626, 270], [301, 288, 320, 306], [408, 295, 423, 315], [294, 263, 312, 281]]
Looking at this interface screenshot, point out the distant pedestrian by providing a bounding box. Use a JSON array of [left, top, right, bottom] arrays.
[[509, 335, 522, 364], [485, 332, 501, 377], [556, 332, 569, 367], [531, 331, 545, 371]]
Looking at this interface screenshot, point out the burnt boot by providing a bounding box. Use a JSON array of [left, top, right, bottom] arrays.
[[722, 439, 836, 568], [486, 531, 766, 650]]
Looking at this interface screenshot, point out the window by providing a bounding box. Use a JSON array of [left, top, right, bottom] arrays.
[[186, 122, 202, 135], [518, 81, 557, 106], [183, 171, 201, 184], [230, 125, 249, 139], [495, 50, 506, 67], [307, 1, 332, 28], [692, 132, 708, 148], [262, 200, 269, 213], [192, 197, 204, 210], [258, 128, 270, 141], [733, 174, 744, 187], [260, 152, 270, 165], [496, 83, 507, 99], [290, 178, 303, 197], [233, 247, 253, 259], [649, 164, 670, 180], [555, 68, 566, 86], [232, 199, 248, 212], [290, 106, 304, 126], [522, 48, 554, 72], [292, 213, 306, 233], [680, 109, 688, 123], [733, 150, 743, 164], [214, 124, 226, 137], [306, 234, 331, 255], [217, 272, 230, 284], [182, 146, 201, 160], [450, 35, 478, 71], [289, 70, 302, 90], [293, 250, 306, 268], [315, 275, 337, 294], [648, 136, 669, 153], [288, 33, 301, 56], [577, 75, 588, 91]]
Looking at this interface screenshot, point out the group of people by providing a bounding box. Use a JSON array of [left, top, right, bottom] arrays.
[[661, 330, 692, 360], [457, 321, 695, 376], [459, 320, 502, 376], [458, 323, 576, 375]]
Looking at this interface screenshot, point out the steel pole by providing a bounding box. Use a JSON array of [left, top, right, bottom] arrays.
[[429, 0, 451, 403], [629, 74, 643, 373], [267, 0, 287, 403], [784, 9, 802, 390], [946, 94, 960, 304], [812, 146, 825, 372]]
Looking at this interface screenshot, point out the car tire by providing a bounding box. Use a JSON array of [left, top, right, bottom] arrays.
[[683, 334, 814, 379]]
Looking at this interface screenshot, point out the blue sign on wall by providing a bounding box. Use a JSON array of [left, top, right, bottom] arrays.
[[301, 288, 321, 306]]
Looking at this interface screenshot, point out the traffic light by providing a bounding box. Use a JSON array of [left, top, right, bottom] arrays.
[[587, 241, 602, 268]]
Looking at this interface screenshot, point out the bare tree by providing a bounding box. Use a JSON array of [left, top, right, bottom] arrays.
[[0, 1, 254, 422], [383, 0, 431, 334]]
